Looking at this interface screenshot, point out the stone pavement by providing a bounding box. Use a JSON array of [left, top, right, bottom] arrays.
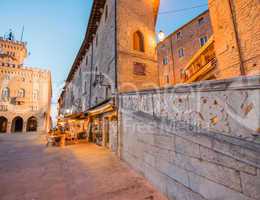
[[0, 134, 167, 200]]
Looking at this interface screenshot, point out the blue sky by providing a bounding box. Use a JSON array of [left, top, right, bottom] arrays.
[[0, 0, 208, 119]]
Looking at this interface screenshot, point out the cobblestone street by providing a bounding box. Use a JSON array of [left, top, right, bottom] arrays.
[[0, 134, 166, 200]]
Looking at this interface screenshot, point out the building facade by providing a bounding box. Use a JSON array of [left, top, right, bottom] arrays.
[[0, 34, 52, 134], [157, 11, 214, 86], [57, 1, 260, 199]]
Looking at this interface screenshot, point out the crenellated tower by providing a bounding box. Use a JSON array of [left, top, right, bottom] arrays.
[[0, 31, 27, 68]]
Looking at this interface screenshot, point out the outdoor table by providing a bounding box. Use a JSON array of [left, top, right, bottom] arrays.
[[46, 135, 62, 146]]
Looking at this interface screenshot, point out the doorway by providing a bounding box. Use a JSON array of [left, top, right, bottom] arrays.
[[12, 117, 23, 133], [104, 118, 110, 148], [0, 116, 8, 133], [26, 116, 37, 132]]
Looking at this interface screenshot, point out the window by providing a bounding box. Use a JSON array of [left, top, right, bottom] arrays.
[[133, 31, 145, 52], [93, 67, 98, 86], [200, 36, 208, 47], [96, 34, 98, 47], [177, 32, 181, 40], [86, 56, 88, 66], [178, 48, 184, 58], [165, 75, 169, 84], [198, 17, 204, 25], [84, 81, 87, 93], [133, 62, 146, 75], [17, 89, 25, 98], [163, 57, 169, 65], [105, 5, 108, 21], [33, 90, 39, 101], [2, 87, 10, 98]]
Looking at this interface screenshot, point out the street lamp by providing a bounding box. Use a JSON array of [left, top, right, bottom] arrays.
[[158, 30, 165, 42]]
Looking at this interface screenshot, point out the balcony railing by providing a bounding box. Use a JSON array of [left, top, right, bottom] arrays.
[[181, 36, 217, 83]]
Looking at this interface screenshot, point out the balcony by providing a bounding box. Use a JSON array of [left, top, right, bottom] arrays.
[[12, 97, 26, 105], [181, 37, 217, 83]]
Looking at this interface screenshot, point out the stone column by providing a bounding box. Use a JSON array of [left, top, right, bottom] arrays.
[[7, 121, 12, 134], [23, 121, 27, 134]]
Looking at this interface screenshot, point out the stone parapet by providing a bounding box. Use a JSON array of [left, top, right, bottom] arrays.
[[120, 75, 260, 142]]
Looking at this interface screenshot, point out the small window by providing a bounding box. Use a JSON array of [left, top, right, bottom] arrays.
[[84, 81, 87, 93], [165, 75, 169, 84], [33, 90, 39, 100], [133, 62, 146, 75], [105, 5, 108, 21], [177, 32, 181, 40], [2, 87, 10, 98], [162, 57, 169, 65], [178, 48, 184, 58], [17, 89, 25, 98], [198, 17, 204, 25], [133, 31, 145, 52], [180, 69, 185, 79], [96, 34, 98, 47], [86, 56, 88, 66], [200, 36, 208, 47]]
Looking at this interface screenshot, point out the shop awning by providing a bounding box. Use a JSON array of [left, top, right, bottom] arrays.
[[59, 98, 115, 123], [64, 112, 82, 119], [85, 98, 116, 117]]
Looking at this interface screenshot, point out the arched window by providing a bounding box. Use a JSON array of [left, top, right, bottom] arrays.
[[105, 5, 108, 21], [2, 87, 10, 98], [133, 31, 145, 52], [17, 88, 25, 98]]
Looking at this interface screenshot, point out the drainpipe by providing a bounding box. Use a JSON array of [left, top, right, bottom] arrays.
[[227, 0, 245, 76], [169, 37, 176, 84], [114, 0, 121, 158]]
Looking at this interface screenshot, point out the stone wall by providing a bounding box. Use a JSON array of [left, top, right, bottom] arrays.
[[90, 0, 116, 107], [208, 0, 260, 78], [119, 75, 260, 200]]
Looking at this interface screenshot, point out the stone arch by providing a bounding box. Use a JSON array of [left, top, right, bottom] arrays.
[[26, 116, 38, 132], [0, 116, 8, 133], [133, 31, 145, 52], [11, 116, 24, 133]]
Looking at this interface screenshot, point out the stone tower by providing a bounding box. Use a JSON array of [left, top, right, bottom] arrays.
[[208, 0, 260, 78], [0, 31, 27, 68], [117, 0, 160, 92]]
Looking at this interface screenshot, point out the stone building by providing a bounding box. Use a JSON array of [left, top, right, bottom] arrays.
[[58, 0, 160, 149], [0, 33, 52, 134], [58, 1, 260, 199], [157, 10, 214, 86]]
